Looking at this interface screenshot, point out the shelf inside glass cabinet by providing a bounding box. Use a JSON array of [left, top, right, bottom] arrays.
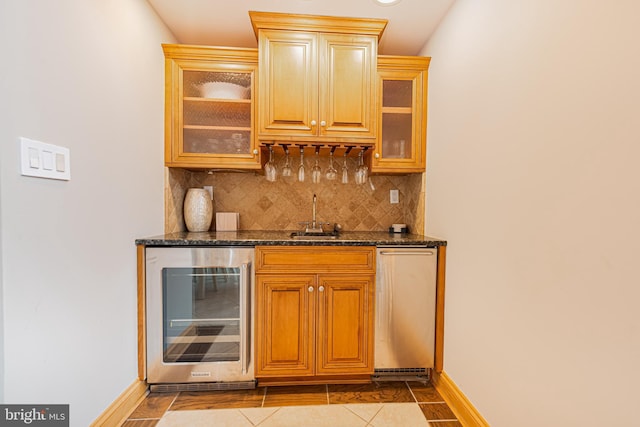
[[183, 129, 251, 155]]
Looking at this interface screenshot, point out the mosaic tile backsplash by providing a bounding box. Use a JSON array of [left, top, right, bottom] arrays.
[[166, 162, 425, 234]]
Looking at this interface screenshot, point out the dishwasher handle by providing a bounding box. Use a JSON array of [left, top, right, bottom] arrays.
[[379, 250, 435, 256]]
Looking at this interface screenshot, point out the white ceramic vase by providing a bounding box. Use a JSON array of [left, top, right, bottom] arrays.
[[183, 188, 213, 232]]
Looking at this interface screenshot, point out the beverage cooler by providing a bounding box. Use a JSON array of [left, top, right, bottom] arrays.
[[145, 246, 255, 391]]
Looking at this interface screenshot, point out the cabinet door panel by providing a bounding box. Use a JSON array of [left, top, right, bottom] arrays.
[[321, 34, 377, 138], [316, 275, 374, 374], [373, 56, 430, 173], [163, 45, 260, 169], [258, 30, 317, 135], [256, 275, 315, 376]]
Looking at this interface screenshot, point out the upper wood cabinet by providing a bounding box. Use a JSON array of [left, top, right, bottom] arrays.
[[250, 12, 387, 145], [163, 44, 261, 169], [372, 55, 431, 173]]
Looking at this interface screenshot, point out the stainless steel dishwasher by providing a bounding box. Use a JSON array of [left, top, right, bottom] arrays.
[[374, 246, 438, 381]]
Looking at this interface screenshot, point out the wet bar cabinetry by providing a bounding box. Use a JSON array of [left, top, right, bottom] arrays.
[[251, 11, 386, 145], [163, 44, 260, 169], [254, 246, 376, 384], [162, 14, 430, 173]]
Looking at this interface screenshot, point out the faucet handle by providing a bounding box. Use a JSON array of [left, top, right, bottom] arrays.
[[316, 221, 332, 230]]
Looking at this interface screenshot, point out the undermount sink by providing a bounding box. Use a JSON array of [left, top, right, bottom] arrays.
[[290, 231, 339, 240]]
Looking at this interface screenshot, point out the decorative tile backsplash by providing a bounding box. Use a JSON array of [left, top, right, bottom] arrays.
[[166, 163, 425, 234]]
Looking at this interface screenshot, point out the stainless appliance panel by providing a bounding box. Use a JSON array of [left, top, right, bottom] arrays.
[[375, 247, 437, 371], [146, 246, 254, 384]]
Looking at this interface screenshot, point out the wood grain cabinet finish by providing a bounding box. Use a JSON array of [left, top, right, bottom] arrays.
[[255, 246, 375, 383], [251, 12, 386, 144], [372, 55, 431, 173], [163, 44, 261, 169]]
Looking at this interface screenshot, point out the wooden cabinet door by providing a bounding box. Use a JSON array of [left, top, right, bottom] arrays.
[[255, 274, 316, 377], [257, 30, 318, 137], [316, 275, 375, 375], [257, 31, 377, 142], [319, 34, 377, 140], [163, 44, 261, 170], [372, 55, 430, 173]]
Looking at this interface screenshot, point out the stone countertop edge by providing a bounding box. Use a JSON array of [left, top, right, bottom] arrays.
[[135, 230, 447, 247]]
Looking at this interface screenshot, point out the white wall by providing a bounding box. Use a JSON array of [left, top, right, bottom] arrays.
[[0, 1, 174, 424], [423, 1, 640, 426]]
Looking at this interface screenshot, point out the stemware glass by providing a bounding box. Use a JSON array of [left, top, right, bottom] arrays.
[[341, 149, 350, 184], [355, 149, 369, 185], [325, 148, 337, 180], [282, 146, 292, 177], [264, 145, 277, 182], [298, 146, 305, 182], [311, 147, 322, 183]]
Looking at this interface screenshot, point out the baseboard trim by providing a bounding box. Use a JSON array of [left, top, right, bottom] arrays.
[[90, 379, 148, 427], [432, 371, 490, 427]]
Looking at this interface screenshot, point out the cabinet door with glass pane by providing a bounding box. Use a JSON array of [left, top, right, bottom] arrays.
[[372, 56, 430, 173], [163, 44, 261, 169]]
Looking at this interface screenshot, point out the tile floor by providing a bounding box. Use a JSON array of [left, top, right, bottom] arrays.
[[122, 381, 461, 426]]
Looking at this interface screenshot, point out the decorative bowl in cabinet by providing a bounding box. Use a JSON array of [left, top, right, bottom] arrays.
[[198, 82, 250, 99]]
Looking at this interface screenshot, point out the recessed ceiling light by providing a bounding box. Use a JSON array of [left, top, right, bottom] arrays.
[[374, 0, 402, 6]]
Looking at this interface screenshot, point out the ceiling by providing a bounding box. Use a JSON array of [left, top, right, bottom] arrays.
[[146, 0, 455, 56]]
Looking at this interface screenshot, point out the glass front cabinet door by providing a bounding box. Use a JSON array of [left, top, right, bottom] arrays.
[[163, 44, 261, 169], [372, 56, 431, 173]]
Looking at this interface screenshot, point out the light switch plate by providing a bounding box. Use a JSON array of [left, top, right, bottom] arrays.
[[20, 137, 71, 181]]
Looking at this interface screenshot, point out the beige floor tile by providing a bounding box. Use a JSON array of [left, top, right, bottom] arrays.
[[259, 405, 368, 427], [155, 409, 253, 427], [238, 407, 280, 425], [369, 403, 430, 427], [342, 403, 384, 423]]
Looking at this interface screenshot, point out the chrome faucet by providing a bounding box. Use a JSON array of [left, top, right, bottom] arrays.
[[312, 194, 317, 230], [302, 193, 325, 233]]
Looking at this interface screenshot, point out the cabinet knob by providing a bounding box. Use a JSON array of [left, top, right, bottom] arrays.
[[374, 153, 380, 159], [311, 120, 317, 126], [253, 149, 259, 155], [320, 121, 326, 127], [318, 286, 325, 292], [308, 286, 314, 293]]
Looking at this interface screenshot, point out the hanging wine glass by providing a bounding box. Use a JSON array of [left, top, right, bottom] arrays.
[[311, 146, 322, 183], [326, 147, 337, 181], [298, 146, 305, 182], [264, 145, 277, 182], [355, 148, 368, 185], [341, 147, 351, 184], [282, 145, 292, 177]]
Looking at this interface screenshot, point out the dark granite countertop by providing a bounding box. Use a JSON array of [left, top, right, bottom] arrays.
[[135, 230, 447, 247]]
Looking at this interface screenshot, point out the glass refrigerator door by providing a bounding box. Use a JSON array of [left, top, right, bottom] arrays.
[[162, 267, 241, 364]]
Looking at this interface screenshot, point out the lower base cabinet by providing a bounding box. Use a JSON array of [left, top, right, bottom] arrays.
[[255, 246, 375, 384]]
